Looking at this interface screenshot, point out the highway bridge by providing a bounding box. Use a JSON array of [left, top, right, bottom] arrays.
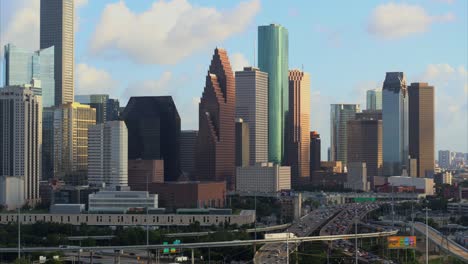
[[413, 222, 468, 262]]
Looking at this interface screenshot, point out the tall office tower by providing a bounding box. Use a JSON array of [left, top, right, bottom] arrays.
[[40, 0, 74, 105], [180, 130, 198, 179], [4, 43, 55, 107], [330, 104, 360, 167], [235, 119, 250, 167], [382, 72, 408, 176], [106, 99, 120, 121], [258, 24, 289, 164], [88, 121, 128, 188], [53, 102, 96, 184], [366, 89, 382, 110], [121, 96, 181, 182], [309, 131, 321, 175], [235, 67, 269, 164], [195, 48, 236, 189], [0, 86, 42, 206], [42, 107, 55, 179], [347, 114, 383, 177], [75, 94, 109, 124], [286, 70, 310, 187], [409, 82, 435, 177], [438, 150, 452, 169]]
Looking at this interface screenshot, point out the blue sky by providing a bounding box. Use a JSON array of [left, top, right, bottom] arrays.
[[1, 0, 467, 157]]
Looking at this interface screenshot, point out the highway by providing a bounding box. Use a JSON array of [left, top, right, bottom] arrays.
[[254, 206, 344, 264], [413, 221, 468, 262]]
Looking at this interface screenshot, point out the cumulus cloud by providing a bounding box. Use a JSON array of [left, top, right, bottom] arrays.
[[89, 0, 260, 64], [230, 52, 250, 72], [367, 3, 455, 39], [0, 0, 40, 52], [76, 63, 116, 95]]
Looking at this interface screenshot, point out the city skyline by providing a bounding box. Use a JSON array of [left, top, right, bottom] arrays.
[[0, 0, 466, 156]]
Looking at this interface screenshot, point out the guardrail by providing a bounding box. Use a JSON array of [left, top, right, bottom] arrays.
[[413, 222, 468, 255], [0, 230, 398, 253]]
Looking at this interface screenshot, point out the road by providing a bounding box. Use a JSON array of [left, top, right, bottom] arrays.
[[413, 221, 468, 262], [254, 206, 343, 264]]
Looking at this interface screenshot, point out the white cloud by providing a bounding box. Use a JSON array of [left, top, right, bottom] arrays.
[[89, 0, 260, 64], [230, 52, 250, 72], [76, 63, 116, 95], [121, 71, 174, 101], [75, 0, 89, 9], [0, 0, 40, 52], [367, 3, 455, 39]]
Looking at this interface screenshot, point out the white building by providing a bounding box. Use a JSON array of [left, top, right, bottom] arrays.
[[235, 67, 269, 164], [388, 176, 434, 195], [88, 191, 157, 213], [0, 86, 42, 207], [0, 177, 24, 210], [345, 162, 369, 191], [236, 163, 291, 193], [88, 121, 128, 188]]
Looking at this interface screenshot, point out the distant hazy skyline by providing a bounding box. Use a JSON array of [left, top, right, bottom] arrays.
[[1, 0, 466, 156]]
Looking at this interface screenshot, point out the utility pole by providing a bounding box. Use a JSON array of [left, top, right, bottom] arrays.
[[146, 172, 150, 264], [425, 207, 429, 264], [355, 205, 358, 264]]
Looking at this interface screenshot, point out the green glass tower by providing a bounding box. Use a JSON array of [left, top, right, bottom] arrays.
[[258, 24, 289, 164]]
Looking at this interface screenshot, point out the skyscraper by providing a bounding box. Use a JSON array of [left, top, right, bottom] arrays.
[[180, 130, 198, 179], [0, 86, 42, 206], [106, 99, 120, 121], [409, 82, 435, 177], [309, 131, 321, 174], [258, 24, 289, 164], [195, 48, 236, 190], [42, 107, 55, 180], [4, 43, 55, 107], [53, 102, 96, 184], [347, 114, 383, 177], [88, 121, 128, 188], [121, 96, 181, 182], [75, 94, 110, 124], [438, 150, 452, 169], [40, 0, 74, 105], [235, 67, 268, 164], [366, 89, 382, 110], [286, 70, 310, 187], [330, 104, 360, 167], [235, 119, 250, 167], [382, 72, 408, 176]]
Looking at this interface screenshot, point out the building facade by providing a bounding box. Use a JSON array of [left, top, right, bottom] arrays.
[[366, 89, 382, 110], [438, 150, 452, 170], [347, 116, 383, 177], [382, 72, 409, 176], [330, 104, 360, 167], [4, 43, 55, 107], [258, 24, 289, 164], [42, 107, 55, 180], [408, 82, 435, 178], [53, 102, 96, 184], [106, 99, 120, 121], [235, 67, 268, 165], [345, 162, 369, 191], [235, 119, 250, 167], [286, 70, 310, 187], [180, 130, 198, 179], [88, 191, 157, 213], [236, 163, 291, 193], [310, 131, 321, 175], [121, 96, 181, 182], [0, 86, 42, 206], [75, 94, 111, 124], [40, 0, 74, 105], [195, 48, 236, 190], [128, 159, 165, 190], [88, 121, 128, 188]]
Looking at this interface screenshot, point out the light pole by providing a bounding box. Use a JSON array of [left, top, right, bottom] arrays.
[[146, 172, 150, 264], [425, 207, 430, 264], [355, 205, 358, 264]]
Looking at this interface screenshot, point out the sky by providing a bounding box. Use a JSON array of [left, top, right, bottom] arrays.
[[0, 0, 467, 158]]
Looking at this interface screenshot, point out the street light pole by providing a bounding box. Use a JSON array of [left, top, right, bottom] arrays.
[[355, 205, 358, 264], [146, 172, 150, 264], [425, 207, 429, 264]]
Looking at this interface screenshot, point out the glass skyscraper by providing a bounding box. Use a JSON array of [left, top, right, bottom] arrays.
[[382, 72, 408, 176], [366, 89, 382, 110], [330, 104, 360, 167], [4, 43, 55, 107], [258, 24, 289, 164]]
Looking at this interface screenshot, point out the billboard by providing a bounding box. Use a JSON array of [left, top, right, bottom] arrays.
[[387, 236, 417, 249]]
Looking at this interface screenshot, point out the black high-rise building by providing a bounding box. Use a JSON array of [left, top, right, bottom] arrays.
[[121, 96, 181, 181], [310, 131, 321, 174], [106, 98, 120, 121]]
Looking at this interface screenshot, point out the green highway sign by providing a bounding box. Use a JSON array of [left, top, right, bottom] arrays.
[[353, 197, 376, 203]]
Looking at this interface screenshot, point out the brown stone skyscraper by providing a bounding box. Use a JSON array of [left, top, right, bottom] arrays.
[[286, 70, 310, 187], [195, 48, 236, 190], [409, 82, 435, 177]]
